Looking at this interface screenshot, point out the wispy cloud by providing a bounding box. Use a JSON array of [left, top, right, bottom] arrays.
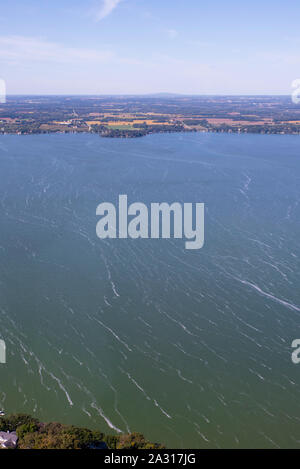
[[258, 50, 300, 66], [0, 36, 114, 63], [165, 29, 178, 39], [93, 0, 122, 22]]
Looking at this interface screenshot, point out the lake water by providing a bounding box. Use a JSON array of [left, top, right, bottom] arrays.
[[0, 132, 299, 448]]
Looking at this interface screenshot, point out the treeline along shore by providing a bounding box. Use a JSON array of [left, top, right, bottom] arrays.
[[0, 413, 165, 450]]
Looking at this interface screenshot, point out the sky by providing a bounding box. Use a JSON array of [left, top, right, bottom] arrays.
[[0, 0, 300, 95]]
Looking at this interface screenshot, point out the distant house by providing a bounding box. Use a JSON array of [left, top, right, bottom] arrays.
[[0, 431, 18, 449]]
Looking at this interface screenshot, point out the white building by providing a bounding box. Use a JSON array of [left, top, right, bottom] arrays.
[[0, 431, 18, 449]]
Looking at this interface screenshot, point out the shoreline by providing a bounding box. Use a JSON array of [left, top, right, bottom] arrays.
[[1, 127, 300, 138]]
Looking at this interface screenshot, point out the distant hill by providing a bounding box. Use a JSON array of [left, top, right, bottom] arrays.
[[144, 92, 184, 98]]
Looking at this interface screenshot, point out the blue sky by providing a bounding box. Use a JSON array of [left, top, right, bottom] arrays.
[[0, 0, 299, 94]]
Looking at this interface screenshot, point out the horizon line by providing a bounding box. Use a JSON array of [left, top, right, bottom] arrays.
[[4, 93, 292, 97]]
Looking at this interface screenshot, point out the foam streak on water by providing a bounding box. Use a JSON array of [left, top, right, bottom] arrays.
[[0, 132, 299, 448]]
